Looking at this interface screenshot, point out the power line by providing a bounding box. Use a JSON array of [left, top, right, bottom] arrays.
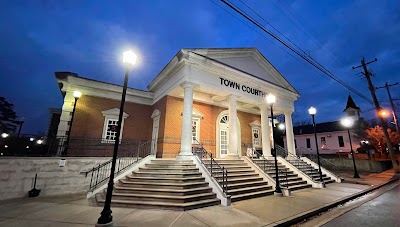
[[219, 0, 373, 104]]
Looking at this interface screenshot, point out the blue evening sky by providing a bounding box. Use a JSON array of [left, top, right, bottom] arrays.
[[0, 0, 399, 134]]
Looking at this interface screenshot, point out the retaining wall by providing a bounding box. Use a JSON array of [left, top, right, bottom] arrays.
[[0, 157, 109, 200]]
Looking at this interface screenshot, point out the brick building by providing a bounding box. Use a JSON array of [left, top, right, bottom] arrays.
[[54, 48, 299, 158]]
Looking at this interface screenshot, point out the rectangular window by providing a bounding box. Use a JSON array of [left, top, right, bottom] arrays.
[[338, 136, 344, 147], [306, 138, 311, 148], [192, 119, 200, 144], [294, 139, 297, 148], [252, 128, 260, 147], [105, 119, 118, 141], [321, 137, 327, 149]]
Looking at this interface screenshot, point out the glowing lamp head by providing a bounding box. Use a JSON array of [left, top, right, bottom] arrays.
[[123, 50, 137, 66], [278, 123, 285, 130], [1, 133, 8, 138], [341, 117, 354, 128], [37, 139, 43, 145], [308, 106, 317, 115], [379, 109, 389, 118], [73, 90, 82, 99], [266, 94, 276, 105]]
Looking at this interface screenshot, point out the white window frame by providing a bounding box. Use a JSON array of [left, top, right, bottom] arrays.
[[101, 108, 129, 143]]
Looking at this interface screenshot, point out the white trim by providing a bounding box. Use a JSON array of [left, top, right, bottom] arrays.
[[300, 157, 342, 182], [277, 157, 324, 188], [151, 109, 160, 155], [101, 108, 129, 143], [216, 110, 241, 158]]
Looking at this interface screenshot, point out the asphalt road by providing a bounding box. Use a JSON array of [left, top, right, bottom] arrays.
[[323, 184, 400, 227]]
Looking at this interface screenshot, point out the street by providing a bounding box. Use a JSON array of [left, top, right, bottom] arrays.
[[322, 183, 400, 227]]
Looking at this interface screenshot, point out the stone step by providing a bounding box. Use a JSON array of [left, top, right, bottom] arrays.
[[131, 171, 202, 178], [210, 169, 255, 174], [205, 165, 251, 169], [125, 175, 206, 183], [269, 173, 298, 179], [220, 176, 264, 185], [230, 189, 275, 202], [139, 167, 200, 172], [114, 185, 212, 196], [215, 172, 259, 179], [287, 184, 312, 191], [226, 180, 267, 190], [277, 176, 303, 183], [280, 180, 308, 188], [97, 197, 221, 211], [111, 192, 216, 203], [150, 160, 194, 165], [119, 179, 209, 189], [228, 184, 273, 196], [144, 163, 196, 168]]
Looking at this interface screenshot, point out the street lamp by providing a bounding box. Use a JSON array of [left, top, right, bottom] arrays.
[[278, 123, 285, 130], [341, 117, 360, 178], [1, 133, 8, 138], [64, 90, 82, 155], [97, 50, 137, 225], [267, 93, 282, 195], [308, 106, 325, 187], [17, 117, 25, 138]]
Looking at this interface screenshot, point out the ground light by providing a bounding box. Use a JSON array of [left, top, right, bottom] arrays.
[[308, 106, 325, 187], [65, 90, 82, 155], [267, 93, 282, 195], [97, 50, 137, 226], [341, 117, 360, 178]]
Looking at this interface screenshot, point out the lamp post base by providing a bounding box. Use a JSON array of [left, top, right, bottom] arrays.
[[95, 221, 114, 227], [354, 173, 360, 178], [274, 191, 283, 196]]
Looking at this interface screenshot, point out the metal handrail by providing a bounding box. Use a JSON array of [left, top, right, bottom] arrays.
[[275, 144, 288, 158], [192, 140, 229, 195], [286, 151, 321, 181], [244, 144, 288, 188], [83, 140, 153, 191]]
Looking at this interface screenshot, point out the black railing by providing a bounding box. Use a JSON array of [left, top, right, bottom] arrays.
[[275, 145, 288, 158], [192, 140, 229, 195], [83, 140, 153, 191], [245, 145, 288, 188], [286, 152, 320, 181]]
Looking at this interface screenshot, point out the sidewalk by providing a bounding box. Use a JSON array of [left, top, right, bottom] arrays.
[[0, 170, 398, 227]]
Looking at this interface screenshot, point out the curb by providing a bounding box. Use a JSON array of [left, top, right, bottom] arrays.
[[274, 176, 400, 227]]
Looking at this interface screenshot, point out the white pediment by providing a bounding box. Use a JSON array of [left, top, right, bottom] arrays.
[[189, 48, 298, 94], [102, 108, 129, 118]]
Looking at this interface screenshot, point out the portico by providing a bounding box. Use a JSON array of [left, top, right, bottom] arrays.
[[147, 48, 299, 158]]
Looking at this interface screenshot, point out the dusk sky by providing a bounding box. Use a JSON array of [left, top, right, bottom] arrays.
[[1, 0, 399, 134]]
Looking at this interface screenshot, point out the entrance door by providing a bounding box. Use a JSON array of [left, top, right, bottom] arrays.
[[151, 113, 160, 155], [219, 115, 229, 158]]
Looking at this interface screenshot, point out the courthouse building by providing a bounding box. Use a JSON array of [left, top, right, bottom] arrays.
[[54, 48, 300, 158]]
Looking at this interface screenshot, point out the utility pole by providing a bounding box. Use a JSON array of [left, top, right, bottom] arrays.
[[376, 82, 400, 136], [352, 58, 399, 172]]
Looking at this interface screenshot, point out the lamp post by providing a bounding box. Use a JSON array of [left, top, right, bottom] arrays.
[[97, 50, 137, 226], [308, 106, 325, 187], [341, 117, 360, 178], [267, 94, 282, 195], [17, 117, 25, 139], [64, 90, 82, 155]]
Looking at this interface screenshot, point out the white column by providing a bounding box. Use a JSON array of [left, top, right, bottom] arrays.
[[57, 91, 75, 137], [228, 95, 239, 158], [261, 104, 272, 156], [285, 111, 296, 156], [178, 82, 195, 158]]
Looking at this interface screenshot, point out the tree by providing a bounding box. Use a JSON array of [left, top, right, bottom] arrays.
[[0, 97, 17, 133], [365, 126, 400, 154]]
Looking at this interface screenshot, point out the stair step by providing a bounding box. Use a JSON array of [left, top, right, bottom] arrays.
[[226, 180, 267, 190], [228, 185, 273, 195], [98, 198, 221, 211], [125, 175, 205, 182], [230, 189, 275, 202], [114, 185, 212, 195], [119, 179, 208, 189], [112, 192, 216, 203], [287, 184, 312, 191], [131, 172, 202, 177], [280, 180, 308, 187], [221, 176, 264, 184], [139, 167, 199, 172]]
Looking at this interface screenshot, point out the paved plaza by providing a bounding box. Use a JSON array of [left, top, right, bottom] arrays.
[[0, 170, 398, 227]]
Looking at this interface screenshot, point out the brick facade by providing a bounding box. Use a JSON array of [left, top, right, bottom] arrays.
[[68, 95, 261, 157]]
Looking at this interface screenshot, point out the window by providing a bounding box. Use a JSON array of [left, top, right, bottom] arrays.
[[294, 139, 297, 148], [306, 138, 311, 148], [105, 119, 119, 141], [101, 108, 129, 143], [252, 128, 261, 147], [338, 136, 344, 147], [192, 118, 200, 144], [321, 137, 327, 149]]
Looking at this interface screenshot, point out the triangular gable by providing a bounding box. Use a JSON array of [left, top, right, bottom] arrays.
[[187, 48, 298, 95]]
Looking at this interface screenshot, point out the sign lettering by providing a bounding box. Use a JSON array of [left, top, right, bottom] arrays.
[[220, 77, 265, 97]]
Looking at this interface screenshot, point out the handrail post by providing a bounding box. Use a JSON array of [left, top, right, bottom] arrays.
[[210, 153, 213, 176]]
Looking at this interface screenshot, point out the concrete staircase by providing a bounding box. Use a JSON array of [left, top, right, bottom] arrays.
[[287, 158, 336, 184], [252, 159, 312, 191], [205, 159, 274, 202], [96, 159, 220, 210]]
